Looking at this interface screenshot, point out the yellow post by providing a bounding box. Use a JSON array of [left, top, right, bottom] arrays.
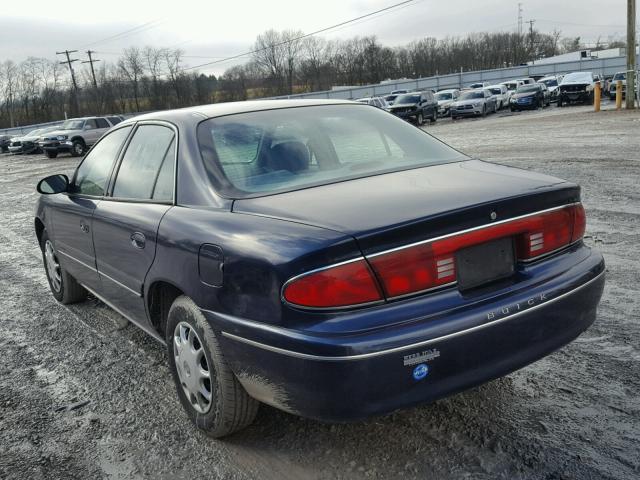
[[594, 81, 601, 112], [616, 80, 623, 110]]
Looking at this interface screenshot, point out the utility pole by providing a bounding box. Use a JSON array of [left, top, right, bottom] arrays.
[[57, 49, 80, 114], [528, 19, 536, 54], [517, 3, 523, 37], [82, 50, 100, 89], [626, 0, 636, 109]]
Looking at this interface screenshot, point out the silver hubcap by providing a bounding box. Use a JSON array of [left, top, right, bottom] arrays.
[[44, 240, 62, 292], [173, 322, 212, 414], [74, 143, 83, 155]]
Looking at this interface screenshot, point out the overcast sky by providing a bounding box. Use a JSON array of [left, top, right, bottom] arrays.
[[0, 0, 630, 76]]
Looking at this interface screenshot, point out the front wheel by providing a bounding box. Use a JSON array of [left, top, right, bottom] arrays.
[[430, 109, 437, 123], [40, 230, 87, 304], [166, 296, 259, 438], [416, 112, 424, 126], [481, 105, 487, 117], [45, 150, 58, 159]]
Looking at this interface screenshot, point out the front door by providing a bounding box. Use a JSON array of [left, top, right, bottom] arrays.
[[91, 123, 176, 326], [52, 125, 133, 289]]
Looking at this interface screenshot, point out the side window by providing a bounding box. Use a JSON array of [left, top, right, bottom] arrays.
[[152, 139, 176, 202], [85, 119, 98, 130], [112, 125, 175, 200], [71, 126, 132, 196], [95, 118, 110, 129]]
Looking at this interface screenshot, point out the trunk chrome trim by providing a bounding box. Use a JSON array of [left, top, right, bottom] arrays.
[[367, 203, 579, 258], [223, 270, 604, 362]]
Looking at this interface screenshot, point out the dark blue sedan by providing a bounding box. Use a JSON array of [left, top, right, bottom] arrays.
[[35, 100, 605, 437]]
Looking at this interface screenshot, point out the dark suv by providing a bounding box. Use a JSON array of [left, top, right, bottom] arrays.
[[388, 91, 438, 125]]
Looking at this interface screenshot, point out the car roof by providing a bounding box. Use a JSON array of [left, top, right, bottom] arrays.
[[120, 99, 354, 126]]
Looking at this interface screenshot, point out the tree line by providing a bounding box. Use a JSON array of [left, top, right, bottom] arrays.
[[0, 29, 600, 128]]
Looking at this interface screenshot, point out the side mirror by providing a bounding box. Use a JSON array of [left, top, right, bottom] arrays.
[[37, 174, 69, 194]]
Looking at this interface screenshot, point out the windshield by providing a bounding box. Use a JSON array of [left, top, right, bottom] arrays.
[[60, 119, 85, 130], [613, 72, 626, 81], [516, 85, 539, 93], [488, 88, 502, 95], [540, 79, 558, 87], [436, 92, 452, 100], [459, 91, 484, 100], [503, 83, 517, 91], [197, 105, 467, 198], [395, 94, 421, 104]]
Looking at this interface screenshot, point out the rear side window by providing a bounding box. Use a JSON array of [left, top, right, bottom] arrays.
[[108, 116, 123, 125], [72, 126, 132, 196], [112, 125, 175, 200], [95, 118, 110, 129], [85, 119, 98, 130]]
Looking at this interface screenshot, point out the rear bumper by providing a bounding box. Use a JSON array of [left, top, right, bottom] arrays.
[[206, 247, 604, 421]]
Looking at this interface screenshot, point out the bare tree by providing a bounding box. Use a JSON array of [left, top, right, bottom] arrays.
[[118, 47, 145, 111]]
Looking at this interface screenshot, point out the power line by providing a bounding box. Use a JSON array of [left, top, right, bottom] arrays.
[[181, 0, 419, 72], [80, 19, 163, 48]]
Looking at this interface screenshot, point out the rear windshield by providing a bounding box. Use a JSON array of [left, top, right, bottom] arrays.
[[197, 104, 467, 198]]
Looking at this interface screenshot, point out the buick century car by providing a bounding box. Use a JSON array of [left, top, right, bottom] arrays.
[[35, 100, 605, 437]]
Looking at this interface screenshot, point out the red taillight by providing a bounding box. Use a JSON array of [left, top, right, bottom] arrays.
[[283, 259, 383, 308], [370, 203, 586, 298]]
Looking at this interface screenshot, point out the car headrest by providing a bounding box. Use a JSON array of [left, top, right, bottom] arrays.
[[266, 141, 310, 173]]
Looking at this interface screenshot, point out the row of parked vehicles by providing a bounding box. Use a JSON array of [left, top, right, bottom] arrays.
[[0, 115, 124, 157], [355, 70, 625, 125]]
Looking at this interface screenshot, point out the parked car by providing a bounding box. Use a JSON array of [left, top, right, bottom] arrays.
[[501, 80, 525, 95], [538, 76, 563, 103], [384, 94, 399, 106], [34, 99, 605, 437], [8, 126, 59, 154], [451, 89, 497, 119], [516, 77, 535, 85], [468, 82, 490, 89], [0, 135, 12, 153], [608, 71, 628, 100], [509, 83, 550, 111], [355, 97, 389, 110], [486, 84, 509, 110], [558, 72, 595, 107], [38, 116, 116, 158], [435, 89, 460, 117], [388, 91, 438, 125]]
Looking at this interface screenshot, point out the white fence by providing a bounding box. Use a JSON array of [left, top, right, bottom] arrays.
[[271, 54, 639, 100]]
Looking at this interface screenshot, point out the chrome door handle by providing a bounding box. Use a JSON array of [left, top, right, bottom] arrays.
[[130, 232, 146, 249]]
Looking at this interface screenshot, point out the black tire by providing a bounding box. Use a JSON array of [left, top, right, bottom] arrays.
[[40, 230, 87, 304], [166, 296, 258, 438], [430, 109, 437, 123], [45, 150, 58, 159], [70, 139, 86, 157], [416, 112, 424, 126], [481, 105, 487, 117], [451, 115, 458, 121]]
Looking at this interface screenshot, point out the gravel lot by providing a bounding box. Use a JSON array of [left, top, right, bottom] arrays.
[[1, 104, 638, 480]]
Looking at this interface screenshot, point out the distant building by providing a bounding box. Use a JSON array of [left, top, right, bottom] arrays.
[[529, 47, 635, 65]]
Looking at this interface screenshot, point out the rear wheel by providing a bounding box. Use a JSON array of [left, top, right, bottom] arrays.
[[40, 230, 87, 304], [45, 150, 58, 159], [166, 296, 258, 438], [70, 139, 86, 157], [430, 109, 437, 123]]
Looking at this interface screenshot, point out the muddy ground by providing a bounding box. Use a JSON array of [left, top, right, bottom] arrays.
[[0, 104, 638, 479]]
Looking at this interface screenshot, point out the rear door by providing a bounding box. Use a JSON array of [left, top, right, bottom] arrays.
[[91, 122, 176, 325], [52, 125, 133, 290]]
